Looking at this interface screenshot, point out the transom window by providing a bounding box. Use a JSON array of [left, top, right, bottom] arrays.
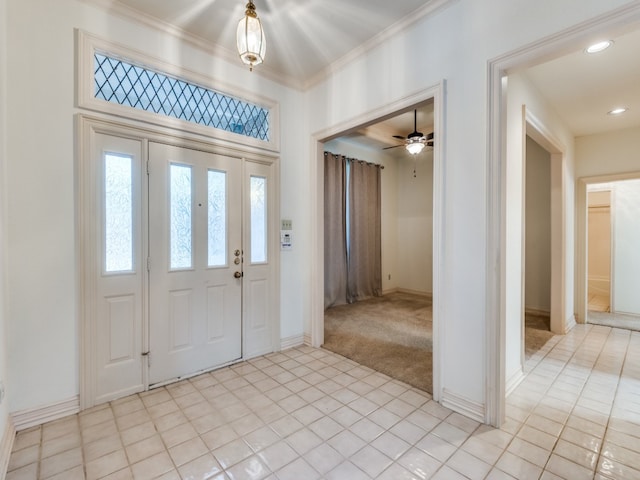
[[94, 52, 270, 141]]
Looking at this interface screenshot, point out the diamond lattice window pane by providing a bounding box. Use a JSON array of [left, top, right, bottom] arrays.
[[94, 53, 269, 141]]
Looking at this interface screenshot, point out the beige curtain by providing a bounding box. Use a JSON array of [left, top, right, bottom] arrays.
[[347, 160, 382, 303], [324, 153, 348, 308]]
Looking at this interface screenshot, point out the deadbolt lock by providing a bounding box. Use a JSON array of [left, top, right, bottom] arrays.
[[234, 257, 241, 265], [234, 249, 241, 257]]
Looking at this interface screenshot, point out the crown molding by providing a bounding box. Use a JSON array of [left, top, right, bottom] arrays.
[[78, 0, 305, 90], [303, 0, 458, 90]]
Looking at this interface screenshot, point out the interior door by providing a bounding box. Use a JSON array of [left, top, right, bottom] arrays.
[[148, 142, 242, 385]]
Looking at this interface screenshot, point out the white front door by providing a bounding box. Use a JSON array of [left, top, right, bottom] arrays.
[[84, 123, 279, 408], [148, 142, 243, 385]]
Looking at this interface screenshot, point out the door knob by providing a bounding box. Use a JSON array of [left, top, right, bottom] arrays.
[[234, 271, 243, 279]]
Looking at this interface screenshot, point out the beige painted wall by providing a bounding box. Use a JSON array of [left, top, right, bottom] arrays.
[[525, 136, 551, 313], [587, 191, 611, 298]]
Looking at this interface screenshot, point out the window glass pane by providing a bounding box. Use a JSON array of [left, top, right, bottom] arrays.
[[208, 170, 227, 267], [250, 176, 267, 263], [94, 53, 270, 141], [105, 153, 133, 272], [170, 164, 193, 269]]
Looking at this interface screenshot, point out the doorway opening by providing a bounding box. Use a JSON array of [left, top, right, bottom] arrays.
[[310, 83, 445, 404], [321, 104, 435, 393], [585, 179, 640, 331], [522, 135, 555, 363]]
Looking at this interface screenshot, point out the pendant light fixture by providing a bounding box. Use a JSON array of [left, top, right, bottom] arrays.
[[236, 1, 266, 71]]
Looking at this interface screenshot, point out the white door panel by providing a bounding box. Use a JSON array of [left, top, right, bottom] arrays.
[[148, 142, 242, 385], [94, 133, 145, 404], [244, 162, 276, 358]]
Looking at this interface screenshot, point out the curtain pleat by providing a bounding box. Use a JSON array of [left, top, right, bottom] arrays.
[[324, 153, 348, 308], [347, 160, 382, 303]]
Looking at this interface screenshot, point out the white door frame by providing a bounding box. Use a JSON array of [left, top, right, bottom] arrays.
[[309, 83, 445, 402], [486, 3, 640, 426], [78, 113, 280, 409], [577, 173, 640, 324]]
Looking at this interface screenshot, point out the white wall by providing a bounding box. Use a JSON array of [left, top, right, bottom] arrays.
[[5, 0, 305, 413], [308, 0, 620, 413], [323, 138, 399, 294], [396, 153, 433, 295], [0, 0, 10, 451], [612, 180, 640, 315], [525, 136, 551, 312], [576, 127, 640, 178]]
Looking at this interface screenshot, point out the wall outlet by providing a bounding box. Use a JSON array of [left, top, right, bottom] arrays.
[[281, 219, 292, 230]]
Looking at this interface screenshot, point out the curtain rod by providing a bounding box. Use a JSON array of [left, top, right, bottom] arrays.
[[324, 151, 384, 169]]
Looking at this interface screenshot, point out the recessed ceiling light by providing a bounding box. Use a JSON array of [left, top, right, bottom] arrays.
[[608, 107, 628, 115], [585, 40, 613, 54]]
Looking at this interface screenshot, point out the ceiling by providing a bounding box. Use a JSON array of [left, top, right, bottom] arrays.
[[99, 0, 640, 149], [103, 0, 439, 88]]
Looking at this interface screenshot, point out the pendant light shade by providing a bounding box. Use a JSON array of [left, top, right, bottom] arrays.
[[237, 1, 266, 71]]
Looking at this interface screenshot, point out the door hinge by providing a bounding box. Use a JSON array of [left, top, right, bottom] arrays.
[[147, 257, 151, 271], [142, 351, 150, 366], [146, 160, 150, 175]]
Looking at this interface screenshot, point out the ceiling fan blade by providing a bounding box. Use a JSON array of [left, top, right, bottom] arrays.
[[382, 144, 404, 150], [392, 135, 405, 140]]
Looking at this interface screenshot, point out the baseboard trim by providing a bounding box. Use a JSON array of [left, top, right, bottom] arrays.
[[11, 396, 80, 432], [505, 367, 525, 396], [564, 314, 577, 333], [440, 389, 485, 423], [281, 334, 304, 350], [0, 418, 16, 480], [524, 307, 550, 317], [395, 288, 432, 300], [303, 333, 312, 346]]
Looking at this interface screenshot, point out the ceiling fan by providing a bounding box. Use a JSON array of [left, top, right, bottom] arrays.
[[383, 109, 434, 154]]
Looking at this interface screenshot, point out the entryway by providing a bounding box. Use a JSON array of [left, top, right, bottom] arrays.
[[80, 117, 279, 408]]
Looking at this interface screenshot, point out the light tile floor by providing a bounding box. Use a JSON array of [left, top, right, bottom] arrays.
[[6, 323, 640, 479]]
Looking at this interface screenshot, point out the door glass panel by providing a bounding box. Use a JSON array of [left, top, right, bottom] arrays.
[[170, 164, 193, 269], [104, 153, 133, 273], [250, 175, 267, 263], [208, 170, 227, 267]]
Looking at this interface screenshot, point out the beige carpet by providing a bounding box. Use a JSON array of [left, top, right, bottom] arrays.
[[323, 292, 555, 394], [323, 292, 433, 392]]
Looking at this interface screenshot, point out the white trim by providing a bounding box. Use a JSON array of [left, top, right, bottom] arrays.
[[505, 368, 525, 397], [11, 397, 79, 432], [303, 333, 312, 347], [440, 389, 485, 423], [0, 418, 15, 479], [309, 83, 445, 403], [75, 30, 280, 153], [280, 335, 305, 351], [486, 1, 640, 428]]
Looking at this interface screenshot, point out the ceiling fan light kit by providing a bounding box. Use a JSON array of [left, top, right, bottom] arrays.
[[237, 0, 266, 71], [406, 137, 426, 155]]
